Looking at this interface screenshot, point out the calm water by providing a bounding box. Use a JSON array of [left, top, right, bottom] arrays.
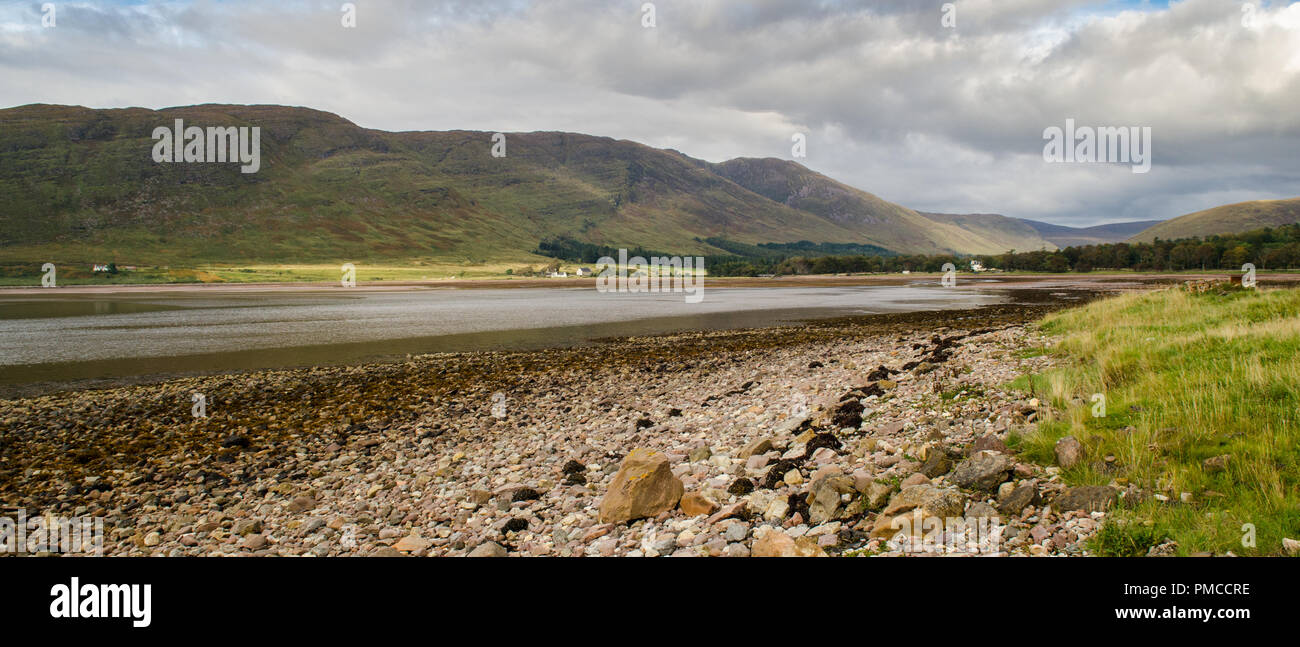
[[0, 285, 1003, 393]]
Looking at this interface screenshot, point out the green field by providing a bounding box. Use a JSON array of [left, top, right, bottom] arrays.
[[3, 264, 1296, 287], [0, 258, 582, 286], [1012, 285, 1300, 555]]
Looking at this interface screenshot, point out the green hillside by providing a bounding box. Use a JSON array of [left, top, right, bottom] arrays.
[[1129, 198, 1300, 243], [0, 103, 1050, 272]]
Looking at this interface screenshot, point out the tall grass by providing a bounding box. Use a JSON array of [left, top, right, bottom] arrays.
[[1014, 286, 1300, 555]]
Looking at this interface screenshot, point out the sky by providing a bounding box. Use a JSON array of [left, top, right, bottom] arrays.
[[1, 0, 1298, 226]]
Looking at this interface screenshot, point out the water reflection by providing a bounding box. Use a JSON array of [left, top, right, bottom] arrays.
[[0, 286, 1004, 393]]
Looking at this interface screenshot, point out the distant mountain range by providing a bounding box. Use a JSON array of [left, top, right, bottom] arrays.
[[3, 103, 1293, 266], [1019, 219, 1165, 248]]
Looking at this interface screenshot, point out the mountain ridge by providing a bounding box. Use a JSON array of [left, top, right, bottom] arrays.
[[0, 103, 1159, 265], [920, 212, 1060, 252], [710, 158, 1045, 254], [1018, 218, 1164, 248]]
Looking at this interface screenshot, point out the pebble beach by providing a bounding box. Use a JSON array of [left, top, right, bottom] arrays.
[[0, 290, 1145, 557]]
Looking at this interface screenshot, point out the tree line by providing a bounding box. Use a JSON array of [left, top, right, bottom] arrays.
[[709, 224, 1300, 276], [536, 225, 1300, 277]]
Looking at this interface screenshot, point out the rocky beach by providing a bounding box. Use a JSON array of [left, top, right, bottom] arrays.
[[0, 288, 1141, 557]]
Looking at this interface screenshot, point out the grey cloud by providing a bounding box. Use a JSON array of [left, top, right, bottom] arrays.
[[0, 0, 1297, 224]]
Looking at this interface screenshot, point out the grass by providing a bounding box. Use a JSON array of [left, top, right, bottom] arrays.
[[0, 258, 574, 286], [1011, 285, 1300, 555], [1087, 519, 1167, 557], [5, 264, 1293, 287], [0, 265, 211, 286], [198, 262, 541, 283], [1013, 346, 1049, 359]]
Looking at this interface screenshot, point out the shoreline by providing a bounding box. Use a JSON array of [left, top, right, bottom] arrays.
[[0, 289, 1122, 557], [0, 271, 1292, 295], [0, 285, 1044, 400]]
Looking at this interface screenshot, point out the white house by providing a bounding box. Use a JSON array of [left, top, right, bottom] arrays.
[[575, 267, 593, 276]]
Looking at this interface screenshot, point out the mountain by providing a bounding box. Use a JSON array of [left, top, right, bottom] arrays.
[[0, 103, 1046, 265], [917, 213, 1164, 250], [1127, 199, 1300, 243], [708, 159, 1052, 254], [1018, 218, 1164, 248], [920, 212, 1059, 252]]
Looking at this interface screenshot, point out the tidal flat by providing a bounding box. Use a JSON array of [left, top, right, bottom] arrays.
[[1, 288, 1116, 557]]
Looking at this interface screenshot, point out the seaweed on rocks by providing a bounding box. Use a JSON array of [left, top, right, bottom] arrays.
[[511, 487, 542, 502], [840, 382, 884, 400], [805, 432, 843, 456], [562, 459, 587, 485], [220, 434, 251, 449], [762, 459, 801, 489], [786, 492, 811, 522], [830, 400, 865, 429], [728, 477, 755, 495], [865, 365, 898, 381]]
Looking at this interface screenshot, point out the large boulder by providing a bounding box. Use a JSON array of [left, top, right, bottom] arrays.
[[968, 435, 1011, 455], [705, 501, 748, 526], [949, 451, 1013, 491], [752, 527, 828, 557], [997, 481, 1040, 516], [806, 475, 854, 524], [774, 415, 809, 436], [467, 541, 508, 557], [739, 437, 774, 458], [598, 448, 685, 523], [919, 450, 954, 478], [863, 481, 895, 510], [1055, 436, 1084, 469], [870, 484, 968, 539], [392, 534, 430, 553], [965, 502, 1000, 521], [679, 491, 719, 517]]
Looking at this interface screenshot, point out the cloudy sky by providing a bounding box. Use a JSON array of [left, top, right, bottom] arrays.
[[2, 0, 1298, 226]]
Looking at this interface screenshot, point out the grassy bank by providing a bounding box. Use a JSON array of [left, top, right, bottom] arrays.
[[4, 262, 1300, 287], [0, 259, 566, 286], [1012, 285, 1300, 555]]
